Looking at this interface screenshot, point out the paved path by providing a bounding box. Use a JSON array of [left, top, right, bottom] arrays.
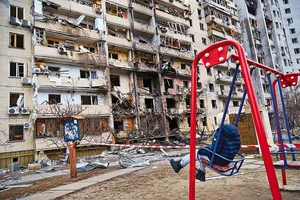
[[22, 167, 144, 200]]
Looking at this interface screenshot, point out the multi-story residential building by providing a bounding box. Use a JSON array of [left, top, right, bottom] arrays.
[[0, 0, 259, 168], [279, 0, 300, 72]]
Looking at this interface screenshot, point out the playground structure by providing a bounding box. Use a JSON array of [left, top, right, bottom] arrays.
[[189, 40, 300, 200]]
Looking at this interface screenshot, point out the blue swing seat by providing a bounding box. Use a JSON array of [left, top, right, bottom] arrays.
[[197, 148, 245, 176]]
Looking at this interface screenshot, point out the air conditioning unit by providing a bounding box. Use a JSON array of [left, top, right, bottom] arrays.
[[24, 122, 32, 129], [57, 45, 67, 54], [21, 108, 30, 115], [9, 17, 22, 26], [95, 8, 102, 14], [21, 77, 32, 84], [32, 68, 41, 74], [22, 19, 31, 27], [8, 107, 20, 115]]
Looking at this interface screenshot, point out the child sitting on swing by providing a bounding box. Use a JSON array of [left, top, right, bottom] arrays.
[[170, 124, 241, 181]]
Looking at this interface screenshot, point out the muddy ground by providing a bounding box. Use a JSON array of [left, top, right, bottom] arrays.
[[59, 161, 300, 200]]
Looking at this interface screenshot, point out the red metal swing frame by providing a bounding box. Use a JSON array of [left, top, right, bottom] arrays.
[[189, 40, 284, 200]]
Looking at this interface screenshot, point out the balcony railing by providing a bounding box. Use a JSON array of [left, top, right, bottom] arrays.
[[134, 21, 155, 34], [107, 35, 132, 49], [155, 9, 190, 27], [44, 0, 103, 18], [159, 46, 194, 61], [36, 75, 108, 91], [216, 90, 243, 100], [35, 21, 102, 42], [215, 75, 242, 85], [106, 14, 130, 28], [132, 2, 152, 16], [159, 30, 192, 43], [134, 42, 156, 53], [108, 58, 133, 69], [34, 45, 107, 66]]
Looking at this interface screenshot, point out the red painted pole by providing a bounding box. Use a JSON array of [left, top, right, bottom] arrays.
[[190, 40, 282, 200], [272, 80, 287, 185]]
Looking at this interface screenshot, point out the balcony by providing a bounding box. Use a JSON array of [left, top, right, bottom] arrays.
[[159, 46, 194, 61], [216, 90, 243, 100], [203, 1, 231, 15], [134, 42, 156, 54], [36, 76, 108, 92], [106, 14, 130, 28], [157, 0, 187, 10], [36, 104, 110, 117], [134, 21, 155, 34], [215, 75, 242, 85], [35, 21, 102, 42], [34, 45, 107, 66], [159, 30, 192, 43], [107, 0, 128, 7], [107, 35, 132, 49], [155, 9, 190, 27], [132, 2, 152, 16], [108, 58, 133, 69], [208, 29, 228, 39], [45, 0, 103, 18]]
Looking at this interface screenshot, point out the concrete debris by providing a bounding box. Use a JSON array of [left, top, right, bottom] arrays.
[[76, 162, 109, 172], [118, 153, 150, 168]]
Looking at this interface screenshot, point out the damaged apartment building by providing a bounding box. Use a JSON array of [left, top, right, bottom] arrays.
[[0, 0, 245, 167]]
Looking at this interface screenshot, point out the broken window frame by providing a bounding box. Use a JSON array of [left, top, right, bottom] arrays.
[[48, 94, 61, 104], [114, 120, 124, 131], [9, 125, 24, 141], [47, 39, 60, 48], [81, 95, 98, 105], [35, 118, 61, 137], [9, 62, 24, 77], [9, 33, 24, 49], [211, 100, 217, 109], [10, 5, 24, 20], [9, 93, 24, 108], [110, 75, 120, 87]]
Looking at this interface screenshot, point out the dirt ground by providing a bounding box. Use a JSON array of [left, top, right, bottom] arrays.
[[58, 161, 300, 200]]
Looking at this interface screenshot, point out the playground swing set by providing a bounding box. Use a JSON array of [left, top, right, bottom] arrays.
[[188, 40, 300, 200]]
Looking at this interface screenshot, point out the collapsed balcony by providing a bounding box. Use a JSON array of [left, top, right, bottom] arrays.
[[133, 10, 154, 34], [134, 51, 157, 72], [132, 30, 156, 54], [108, 48, 133, 69], [154, 1, 190, 27], [161, 59, 191, 77], [136, 75, 159, 95], [159, 36, 193, 61], [106, 1, 130, 28], [33, 29, 106, 66], [107, 25, 132, 49]]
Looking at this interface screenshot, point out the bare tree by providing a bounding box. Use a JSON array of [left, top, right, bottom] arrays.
[[0, 127, 13, 149]]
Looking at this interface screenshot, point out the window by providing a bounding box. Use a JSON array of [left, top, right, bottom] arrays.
[[283, 59, 287, 66], [164, 79, 174, 90], [275, 22, 279, 29], [200, 99, 205, 108], [9, 33, 24, 48], [194, 50, 198, 56], [202, 117, 207, 126], [10, 5, 24, 20], [183, 81, 189, 88], [278, 34, 281, 41], [145, 99, 154, 109], [110, 75, 120, 87], [202, 38, 207, 45], [199, 23, 204, 31], [206, 68, 212, 76], [109, 52, 118, 59], [214, 117, 217, 125], [191, 35, 195, 42], [80, 70, 96, 79], [285, 8, 291, 14], [273, 10, 276, 16], [283, 0, 289, 4], [10, 93, 24, 107], [9, 62, 24, 77], [294, 48, 300, 54], [292, 38, 298, 43], [47, 40, 59, 47], [9, 125, 23, 141], [81, 95, 98, 105], [211, 100, 217, 109], [209, 83, 214, 92], [189, 19, 193, 27], [181, 63, 186, 69], [297, 58, 300, 64], [233, 101, 239, 107], [287, 18, 293, 24], [197, 8, 201, 16], [114, 121, 123, 131], [290, 28, 296, 34], [48, 94, 61, 104]]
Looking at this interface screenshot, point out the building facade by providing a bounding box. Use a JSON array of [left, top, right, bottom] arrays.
[[1, 0, 276, 168]]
